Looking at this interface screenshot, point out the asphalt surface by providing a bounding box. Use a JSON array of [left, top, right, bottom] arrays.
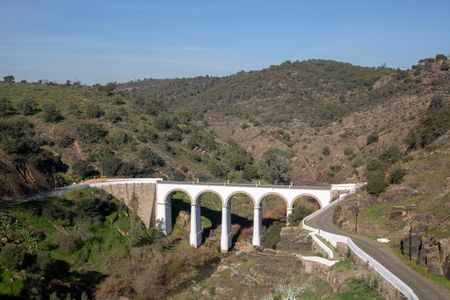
[[0, 184, 87, 208], [306, 202, 450, 300]]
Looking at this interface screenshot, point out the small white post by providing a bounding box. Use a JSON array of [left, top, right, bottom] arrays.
[[220, 204, 231, 252], [252, 206, 262, 246], [190, 203, 201, 248]]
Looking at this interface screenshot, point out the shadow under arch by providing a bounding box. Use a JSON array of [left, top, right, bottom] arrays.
[[291, 193, 322, 211], [226, 192, 255, 248], [258, 193, 288, 228], [194, 191, 223, 243], [166, 190, 193, 231]]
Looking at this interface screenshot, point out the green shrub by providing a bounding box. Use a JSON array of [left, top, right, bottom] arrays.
[[379, 146, 403, 164], [85, 103, 105, 118], [117, 162, 139, 177], [344, 147, 354, 156], [137, 127, 158, 143], [17, 97, 39, 115], [389, 168, 406, 184], [322, 146, 331, 156], [0, 97, 16, 116], [138, 147, 165, 174], [0, 244, 26, 270], [42, 104, 64, 123], [366, 159, 385, 172], [96, 149, 123, 176], [330, 165, 342, 173], [262, 222, 283, 249], [258, 148, 291, 184], [57, 135, 74, 148], [72, 160, 99, 179], [207, 160, 229, 179], [366, 132, 379, 145], [367, 171, 388, 195], [405, 105, 450, 150], [288, 205, 312, 226], [77, 123, 108, 143]]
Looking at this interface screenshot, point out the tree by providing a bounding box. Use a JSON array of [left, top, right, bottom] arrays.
[[405, 102, 450, 150], [435, 54, 447, 61], [258, 148, 291, 184], [18, 97, 39, 115], [322, 146, 331, 156], [207, 160, 229, 179], [288, 205, 312, 226], [96, 149, 122, 176], [138, 147, 165, 174], [3, 75, 15, 83], [72, 160, 99, 179], [366, 132, 379, 145], [367, 171, 388, 195]]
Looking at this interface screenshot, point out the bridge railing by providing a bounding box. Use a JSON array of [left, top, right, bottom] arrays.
[[302, 192, 419, 300], [157, 180, 332, 190], [347, 238, 417, 300]]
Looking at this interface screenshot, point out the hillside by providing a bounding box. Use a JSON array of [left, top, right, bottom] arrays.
[[333, 133, 450, 289], [0, 55, 449, 200]]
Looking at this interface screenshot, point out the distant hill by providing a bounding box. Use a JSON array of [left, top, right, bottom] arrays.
[[0, 55, 449, 199]]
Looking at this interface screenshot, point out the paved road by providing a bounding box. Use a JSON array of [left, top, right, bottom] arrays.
[[0, 184, 87, 208], [306, 203, 450, 300]]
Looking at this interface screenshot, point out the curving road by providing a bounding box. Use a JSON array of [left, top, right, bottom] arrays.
[[306, 202, 450, 300]]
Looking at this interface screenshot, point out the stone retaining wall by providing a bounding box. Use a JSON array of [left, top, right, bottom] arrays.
[[99, 183, 156, 227]]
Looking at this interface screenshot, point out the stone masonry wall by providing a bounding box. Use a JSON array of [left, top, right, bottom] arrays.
[[99, 183, 156, 228]]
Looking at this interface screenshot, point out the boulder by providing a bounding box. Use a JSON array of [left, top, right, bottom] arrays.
[[388, 206, 406, 221]]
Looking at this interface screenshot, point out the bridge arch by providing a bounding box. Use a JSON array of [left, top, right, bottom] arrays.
[[224, 190, 256, 206], [290, 193, 323, 210], [256, 192, 289, 208], [193, 189, 224, 205], [163, 188, 193, 203]]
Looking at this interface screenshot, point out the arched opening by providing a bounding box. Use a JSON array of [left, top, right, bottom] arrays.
[[227, 192, 254, 247], [259, 194, 288, 249], [166, 190, 192, 237], [289, 194, 321, 226], [194, 191, 222, 246]]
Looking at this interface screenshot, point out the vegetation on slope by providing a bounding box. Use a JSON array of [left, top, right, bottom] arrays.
[[0, 188, 222, 299], [1, 56, 449, 198]]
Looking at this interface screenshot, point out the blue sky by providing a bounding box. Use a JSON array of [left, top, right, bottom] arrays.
[[1, 0, 449, 84]]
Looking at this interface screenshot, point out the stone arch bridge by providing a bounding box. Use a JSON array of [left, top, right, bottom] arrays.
[[88, 179, 361, 252]]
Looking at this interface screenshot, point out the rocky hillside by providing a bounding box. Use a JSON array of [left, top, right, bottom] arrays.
[[334, 134, 450, 286], [0, 55, 449, 199]]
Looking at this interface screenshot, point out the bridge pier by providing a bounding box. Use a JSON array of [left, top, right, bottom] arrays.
[[286, 207, 293, 225], [220, 204, 232, 252], [190, 204, 201, 248], [252, 206, 262, 247], [156, 201, 172, 235]]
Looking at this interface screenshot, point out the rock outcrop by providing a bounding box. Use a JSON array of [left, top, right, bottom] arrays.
[[401, 234, 450, 279]]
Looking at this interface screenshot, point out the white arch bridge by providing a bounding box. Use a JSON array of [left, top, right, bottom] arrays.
[[88, 179, 362, 252], [156, 181, 361, 252]]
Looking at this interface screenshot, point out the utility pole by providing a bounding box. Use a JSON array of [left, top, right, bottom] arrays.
[[353, 205, 360, 234], [408, 224, 412, 261]]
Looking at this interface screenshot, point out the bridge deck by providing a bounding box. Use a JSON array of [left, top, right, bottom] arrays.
[[157, 180, 331, 190]]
